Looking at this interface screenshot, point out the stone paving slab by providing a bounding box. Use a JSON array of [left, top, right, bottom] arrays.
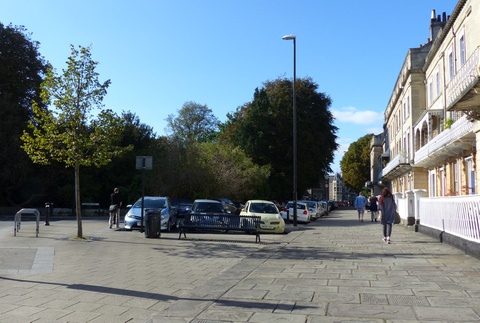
[[1, 207, 480, 322]]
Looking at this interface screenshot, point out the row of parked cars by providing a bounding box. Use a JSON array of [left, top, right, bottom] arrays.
[[123, 196, 331, 234], [281, 200, 329, 224]]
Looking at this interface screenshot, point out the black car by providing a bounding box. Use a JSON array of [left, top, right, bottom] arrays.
[[172, 198, 193, 218], [213, 198, 238, 214], [191, 199, 227, 214]]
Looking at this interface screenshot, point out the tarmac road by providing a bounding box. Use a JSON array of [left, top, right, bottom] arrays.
[[0, 207, 480, 322]]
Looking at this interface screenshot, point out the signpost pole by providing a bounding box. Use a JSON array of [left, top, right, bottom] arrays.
[[136, 156, 152, 234]]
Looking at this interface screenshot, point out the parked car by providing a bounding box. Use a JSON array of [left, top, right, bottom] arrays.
[[271, 200, 284, 211], [175, 203, 192, 218], [191, 199, 227, 214], [172, 198, 193, 219], [319, 201, 328, 216], [240, 200, 285, 234], [281, 201, 311, 223], [320, 200, 332, 212], [233, 201, 245, 214], [124, 196, 178, 231], [213, 198, 238, 214], [300, 200, 322, 220], [190, 199, 230, 226]]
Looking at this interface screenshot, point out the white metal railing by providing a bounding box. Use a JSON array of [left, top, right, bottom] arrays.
[[446, 46, 480, 108], [414, 115, 473, 164], [419, 195, 480, 242]]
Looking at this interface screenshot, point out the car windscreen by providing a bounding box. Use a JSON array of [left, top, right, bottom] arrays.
[[308, 202, 317, 208], [286, 202, 306, 209], [250, 203, 278, 214], [192, 202, 225, 213], [133, 198, 166, 209]]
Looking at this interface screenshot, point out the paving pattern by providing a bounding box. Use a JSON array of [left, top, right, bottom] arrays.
[[0, 208, 479, 322]]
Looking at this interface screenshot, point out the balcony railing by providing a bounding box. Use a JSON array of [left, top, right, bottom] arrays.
[[446, 46, 480, 109], [414, 115, 474, 167]]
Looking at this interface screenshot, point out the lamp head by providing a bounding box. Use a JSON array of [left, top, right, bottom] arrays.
[[282, 34, 296, 40]]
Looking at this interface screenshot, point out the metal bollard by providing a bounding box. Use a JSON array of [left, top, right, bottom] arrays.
[[45, 202, 52, 226]]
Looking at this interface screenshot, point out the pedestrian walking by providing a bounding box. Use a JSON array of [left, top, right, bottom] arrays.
[[109, 187, 122, 229], [379, 187, 396, 244], [354, 192, 367, 222], [369, 194, 379, 222]]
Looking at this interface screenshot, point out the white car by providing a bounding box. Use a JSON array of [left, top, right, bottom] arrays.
[[240, 200, 285, 233], [281, 201, 311, 223], [300, 200, 323, 220]]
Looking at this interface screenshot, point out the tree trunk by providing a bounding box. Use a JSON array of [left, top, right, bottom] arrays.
[[75, 164, 83, 238]]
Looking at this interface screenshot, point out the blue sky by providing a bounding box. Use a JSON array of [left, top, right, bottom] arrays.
[[2, 0, 458, 173]]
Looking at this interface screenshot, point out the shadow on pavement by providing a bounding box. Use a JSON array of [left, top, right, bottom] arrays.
[[0, 276, 317, 311]]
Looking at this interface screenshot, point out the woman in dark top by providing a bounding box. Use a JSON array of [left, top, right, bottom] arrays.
[[379, 187, 396, 244]]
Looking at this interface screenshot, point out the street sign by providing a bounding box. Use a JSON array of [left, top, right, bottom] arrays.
[[135, 156, 153, 170]]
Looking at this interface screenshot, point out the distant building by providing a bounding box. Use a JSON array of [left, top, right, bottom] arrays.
[[307, 173, 353, 203]]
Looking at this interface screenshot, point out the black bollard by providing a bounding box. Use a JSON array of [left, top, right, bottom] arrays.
[[45, 202, 51, 226]]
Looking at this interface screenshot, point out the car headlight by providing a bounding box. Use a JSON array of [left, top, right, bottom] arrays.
[[276, 214, 282, 220]]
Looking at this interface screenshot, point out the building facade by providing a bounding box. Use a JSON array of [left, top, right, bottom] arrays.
[[372, 0, 480, 201], [307, 173, 352, 203]]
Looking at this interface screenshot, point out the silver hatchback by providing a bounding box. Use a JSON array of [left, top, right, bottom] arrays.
[[124, 196, 177, 231]]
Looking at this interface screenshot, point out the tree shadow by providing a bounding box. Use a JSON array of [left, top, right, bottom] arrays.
[[0, 276, 317, 311]]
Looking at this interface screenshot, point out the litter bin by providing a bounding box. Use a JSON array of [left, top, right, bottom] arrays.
[[145, 210, 161, 238]]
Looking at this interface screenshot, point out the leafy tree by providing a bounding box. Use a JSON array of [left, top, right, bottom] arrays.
[[86, 111, 157, 207], [151, 138, 213, 200], [21, 45, 132, 238], [340, 134, 373, 193], [150, 137, 270, 201], [220, 77, 338, 200], [166, 101, 219, 144], [198, 142, 271, 200], [0, 23, 47, 205]]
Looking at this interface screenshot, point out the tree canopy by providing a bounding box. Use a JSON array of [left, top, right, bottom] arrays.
[[21, 45, 132, 238], [166, 101, 219, 145], [220, 77, 338, 200], [340, 133, 373, 193], [0, 23, 47, 205]]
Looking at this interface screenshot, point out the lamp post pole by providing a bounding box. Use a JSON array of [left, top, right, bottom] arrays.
[[325, 175, 329, 216], [283, 34, 297, 226]]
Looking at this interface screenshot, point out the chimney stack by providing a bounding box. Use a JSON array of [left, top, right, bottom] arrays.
[[430, 9, 447, 42]]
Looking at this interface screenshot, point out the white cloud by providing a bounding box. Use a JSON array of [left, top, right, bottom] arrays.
[[332, 106, 383, 125], [366, 127, 384, 135]]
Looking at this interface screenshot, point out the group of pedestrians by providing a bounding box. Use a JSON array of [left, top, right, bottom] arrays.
[[354, 188, 396, 244]]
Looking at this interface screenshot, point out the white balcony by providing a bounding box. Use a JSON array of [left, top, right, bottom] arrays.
[[381, 153, 411, 181], [414, 115, 475, 168], [446, 46, 480, 111]]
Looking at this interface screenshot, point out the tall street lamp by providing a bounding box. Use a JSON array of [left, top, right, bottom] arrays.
[[325, 174, 329, 216], [282, 34, 297, 226]]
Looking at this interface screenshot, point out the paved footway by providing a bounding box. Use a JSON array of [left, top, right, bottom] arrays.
[[0, 207, 479, 322]]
